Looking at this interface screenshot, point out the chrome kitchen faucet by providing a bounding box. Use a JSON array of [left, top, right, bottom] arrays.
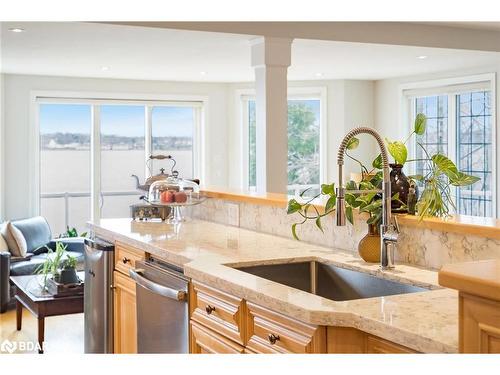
[[335, 127, 399, 270]]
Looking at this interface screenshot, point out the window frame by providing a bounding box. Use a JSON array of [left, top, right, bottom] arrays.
[[238, 86, 328, 193], [30, 90, 207, 220], [401, 73, 497, 217]]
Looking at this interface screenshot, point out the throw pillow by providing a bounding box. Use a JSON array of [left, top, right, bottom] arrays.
[[0, 223, 8, 252], [1, 221, 28, 257]]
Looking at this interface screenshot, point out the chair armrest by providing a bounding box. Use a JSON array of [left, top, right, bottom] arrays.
[[0, 252, 11, 313], [48, 237, 85, 254]]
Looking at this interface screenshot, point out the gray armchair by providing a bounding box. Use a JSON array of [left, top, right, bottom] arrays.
[[0, 216, 85, 313]]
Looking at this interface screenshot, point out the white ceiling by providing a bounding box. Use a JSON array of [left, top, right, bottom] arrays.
[[2, 22, 500, 82]]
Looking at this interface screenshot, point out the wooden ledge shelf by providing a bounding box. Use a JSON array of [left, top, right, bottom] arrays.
[[201, 186, 500, 240]]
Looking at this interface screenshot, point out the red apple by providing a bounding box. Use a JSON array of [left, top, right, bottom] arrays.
[[174, 191, 187, 203], [160, 190, 175, 203]]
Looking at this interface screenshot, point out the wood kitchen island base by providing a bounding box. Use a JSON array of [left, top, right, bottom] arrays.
[[189, 281, 417, 354]]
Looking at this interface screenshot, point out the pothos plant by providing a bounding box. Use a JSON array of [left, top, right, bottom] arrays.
[[287, 113, 481, 238]]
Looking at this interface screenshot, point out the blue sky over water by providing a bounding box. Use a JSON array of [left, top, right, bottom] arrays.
[[40, 104, 194, 137]]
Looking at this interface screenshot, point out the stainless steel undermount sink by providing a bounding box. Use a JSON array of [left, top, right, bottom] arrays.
[[233, 261, 430, 302]]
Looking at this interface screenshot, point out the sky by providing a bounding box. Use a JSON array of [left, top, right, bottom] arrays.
[[39, 104, 195, 137]]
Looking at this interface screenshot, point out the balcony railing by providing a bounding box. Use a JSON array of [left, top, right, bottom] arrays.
[[40, 190, 142, 229]]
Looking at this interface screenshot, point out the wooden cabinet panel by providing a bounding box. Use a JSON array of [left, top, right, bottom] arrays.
[[460, 292, 500, 353], [113, 271, 137, 354], [366, 335, 416, 354], [115, 242, 145, 276], [190, 282, 246, 345], [190, 321, 245, 354], [326, 327, 417, 353], [326, 327, 366, 353], [245, 302, 325, 353]]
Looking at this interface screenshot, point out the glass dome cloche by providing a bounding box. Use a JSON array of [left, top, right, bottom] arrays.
[[148, 175, 200, 204], [147, 174, 203, 223]]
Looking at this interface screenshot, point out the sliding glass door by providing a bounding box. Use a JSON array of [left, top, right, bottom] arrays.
[[39, 104, 92, 234], [100, 105, 145, 219], [37, 99, 202, 234]]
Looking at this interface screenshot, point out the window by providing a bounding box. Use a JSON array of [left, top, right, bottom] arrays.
[[244, 94, 324, 197], [39, 104, 92, 234], [152, 106, 195, 179], [456, 91, 493, 217], [36, 98, 203, 234], [100, 105, 145, 219], [406, 75, 496, 217]]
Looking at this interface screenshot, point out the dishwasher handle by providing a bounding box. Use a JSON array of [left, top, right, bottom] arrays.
[[129, 268, 187, 302]]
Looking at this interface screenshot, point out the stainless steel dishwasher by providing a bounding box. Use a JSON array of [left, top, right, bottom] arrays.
[[129, 257, 189, 353], [84, 238, 115, 354]]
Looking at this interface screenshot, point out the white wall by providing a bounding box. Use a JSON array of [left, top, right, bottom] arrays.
[[374, 64, 500, 217], [2, 74, 230, 220]]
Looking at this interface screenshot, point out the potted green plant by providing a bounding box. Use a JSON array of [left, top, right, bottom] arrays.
[[58, 254, 79, 284], [36, 241, 68, 288], [287, 113, 480, 262]]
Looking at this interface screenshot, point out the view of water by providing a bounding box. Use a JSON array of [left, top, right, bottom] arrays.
[[40, 149, 193, 234]]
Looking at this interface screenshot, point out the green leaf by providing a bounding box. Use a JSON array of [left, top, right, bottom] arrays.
[[287, 199, 302, 215], [345, 180, 357, 190], [346, 137, 359, 150], [359, 180, 375, 190], [431, 154, 458, 178], [408, 174, 424, 182], [414, 113, 427, 135], [345, 193, 358, 207], [355, 192, 376, 209], [321, 183, 335, 196], [291, 223, 299, 240], [449, 172, 480, 187], [315, 217, 324, 233], [386, 139, 408, 165], [345, 206, 354, 225], [360, 199, 383, 214], [372, 154, 382, 169], [325, 196, 336, 213], [367, 211, 381, 226]]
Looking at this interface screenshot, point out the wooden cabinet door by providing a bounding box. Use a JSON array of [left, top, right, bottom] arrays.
[[246, 302, 325, 353], [190, 321, 245, 354], [460, 292, 500, 353], [366, 335, 416, 354], [113, 271, 137, 354]]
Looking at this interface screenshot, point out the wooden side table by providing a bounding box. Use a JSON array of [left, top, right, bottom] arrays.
[[10, 273, 84, 353]]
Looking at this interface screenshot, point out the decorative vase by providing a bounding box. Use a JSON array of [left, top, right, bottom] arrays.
[[358, 223, 380, 263], [389, 163, 415, 212]]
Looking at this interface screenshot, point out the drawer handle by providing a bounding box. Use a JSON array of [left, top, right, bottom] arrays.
[[268, 333, 280, 345], [205, 305, 216, 315], [122, 257, 131, 264]]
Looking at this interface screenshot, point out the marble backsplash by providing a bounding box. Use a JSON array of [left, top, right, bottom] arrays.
[[191, 198, 500, 270]]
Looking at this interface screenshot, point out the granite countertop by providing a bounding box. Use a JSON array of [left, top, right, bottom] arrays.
[[89, 218, 459, 353]]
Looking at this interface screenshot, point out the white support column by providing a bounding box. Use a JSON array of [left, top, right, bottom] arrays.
[[90, 105, 101, 222], [250, 37, 292, 194]]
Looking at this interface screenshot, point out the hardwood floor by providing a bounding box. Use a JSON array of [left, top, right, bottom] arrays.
[[0, 307, 83, 354]]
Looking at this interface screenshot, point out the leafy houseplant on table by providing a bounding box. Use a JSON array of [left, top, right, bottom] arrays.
[[36, 241, 79, 289], [287, 113, 480, 263]]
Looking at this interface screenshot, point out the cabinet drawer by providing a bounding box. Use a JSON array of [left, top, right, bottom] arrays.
[[190, 282, 246, 345], [246, 302, 326, 353], [115, 242, 145, 276], [190, 321, 245, 354], [366, 335, 417, 354]]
